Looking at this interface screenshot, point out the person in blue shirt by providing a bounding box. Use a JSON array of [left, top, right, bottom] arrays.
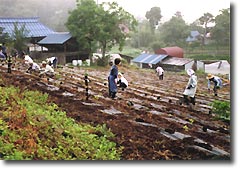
[[108, 58, 121, 99], [206, 74, 222, 96]]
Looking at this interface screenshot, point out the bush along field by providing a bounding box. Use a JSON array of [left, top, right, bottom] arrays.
[[0, 84, 122, 160]]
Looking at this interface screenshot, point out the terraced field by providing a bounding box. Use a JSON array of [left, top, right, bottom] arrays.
[[0, 61, 231, 160]]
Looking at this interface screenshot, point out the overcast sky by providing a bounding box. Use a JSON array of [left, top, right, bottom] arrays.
[[97, 0, 230, 24]]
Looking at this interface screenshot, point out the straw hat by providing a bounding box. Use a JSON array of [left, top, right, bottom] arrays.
[[206, 74, 214, 80], [186, 69, 195, 76]]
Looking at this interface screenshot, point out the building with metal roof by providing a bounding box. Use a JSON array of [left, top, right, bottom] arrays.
[[131, 53, 168, 68], [0, 17, 55, 39], [38, 32, 72, 45], [35, 32, 89, 65], [160, 57, 194, 72]]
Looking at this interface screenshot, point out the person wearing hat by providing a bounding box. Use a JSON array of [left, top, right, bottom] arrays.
[[206, 74, 222, 96], [182, 69, 198, 105], [117, 72, 128, 91], [39, 61, 55, 78], [26, 61, 40, 74]]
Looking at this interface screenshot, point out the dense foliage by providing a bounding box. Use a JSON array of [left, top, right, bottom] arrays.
[[0, 84, 122, 160], [66, 0, 137, 61], [211, 100, 230, 121]]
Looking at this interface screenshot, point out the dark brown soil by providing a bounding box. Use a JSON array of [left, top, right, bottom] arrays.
[[0, 63, 231, 160]]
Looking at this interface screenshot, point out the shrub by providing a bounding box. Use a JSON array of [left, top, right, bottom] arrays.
[[210, 100, 230, 121]]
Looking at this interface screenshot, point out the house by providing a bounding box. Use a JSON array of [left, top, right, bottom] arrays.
[[36, 32, 89, 65], [131, 53, 168, 69], [131, 46, 188, 70], [0, 17, 55, 43], [186, 30, 201, 43]]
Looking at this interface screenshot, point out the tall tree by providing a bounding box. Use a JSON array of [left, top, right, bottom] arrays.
[[145, 7, 162, 34], [198, 12, 215, 45], [66, 0, 137, 63], [159, 15, 189, 47], [211, 8, 230, 47]]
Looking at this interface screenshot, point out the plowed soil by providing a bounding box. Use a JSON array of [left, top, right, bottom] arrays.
[[0, 61, 231, 160]]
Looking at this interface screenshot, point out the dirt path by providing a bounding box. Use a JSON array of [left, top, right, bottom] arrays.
[[0, 63, 230, 160]]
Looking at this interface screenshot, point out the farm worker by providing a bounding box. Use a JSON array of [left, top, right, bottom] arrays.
[[183, 69, 197, 105], [27, 61, 41, 73], [108, 58, 121, 99], [206, 74, 222, 96], [39, 61, 55, 78], [117, 72, 128, 91], [156, 65, 164, 80], [46, 56, 58, 68], [21, 52, 33, 64], [0, 47, 6, 60]]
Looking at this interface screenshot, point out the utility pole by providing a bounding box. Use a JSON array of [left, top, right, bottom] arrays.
[[7, 55, 12, 73]]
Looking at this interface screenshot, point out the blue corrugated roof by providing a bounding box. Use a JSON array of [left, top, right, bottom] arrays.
[[132, 54, 168, 64], [0, 17, 55, 38], [38, 32, 72, 44]]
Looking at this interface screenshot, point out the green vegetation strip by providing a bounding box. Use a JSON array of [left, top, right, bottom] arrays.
[[0, 84, 122, 160]]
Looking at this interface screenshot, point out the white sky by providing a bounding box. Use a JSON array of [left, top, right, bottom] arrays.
[[97, 0, 230, 24]]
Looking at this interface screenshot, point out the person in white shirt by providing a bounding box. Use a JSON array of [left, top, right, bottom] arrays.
[[27, 61, 40, 73], [156, 65, 164, 80], [183, 69, 198, 105], [117, 72, 128, 91], [24, 54, 33, 64], [46, 56, 58, 68], [39, 61, 55, 78]]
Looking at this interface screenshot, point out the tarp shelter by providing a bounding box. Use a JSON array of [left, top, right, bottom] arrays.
[[155, 46, 184, 58], [0, 17, 54, 41], [131, 53, 168, 68], [205, 60, 230, 75]]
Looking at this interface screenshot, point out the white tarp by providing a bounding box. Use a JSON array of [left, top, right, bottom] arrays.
[[205, 60, 230, 75]]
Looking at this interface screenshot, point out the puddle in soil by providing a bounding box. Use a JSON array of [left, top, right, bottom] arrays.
[[165, 117, 190, 125], [189, 145, 230, 156], [160, 130, 191, 140], [46, 85, 60, 91], [135, 121, 158, 128], [62, 92, 75, 97], [82, 102, 102, 106], [160, 130, 230, 156], [149, 110, 165, 115], [132, 103, 148, 110], [100, 106, 122, 115], [150, 103, 166, 110]]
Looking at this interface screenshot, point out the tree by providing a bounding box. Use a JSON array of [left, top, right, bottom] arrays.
[[198, 12, 215, 45], [159, 15, 189, 47], [145, 7, 162, 34], [11, 23, 29, 53], [211, 8, 230, 47], [66, 0, 137, 64]]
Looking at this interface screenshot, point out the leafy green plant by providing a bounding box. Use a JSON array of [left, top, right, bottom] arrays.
[[210, 100, 230, 121], [0, 85, 122, 160]]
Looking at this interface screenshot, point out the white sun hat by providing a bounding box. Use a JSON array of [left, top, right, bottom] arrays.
[[186, 69, 195, 76]]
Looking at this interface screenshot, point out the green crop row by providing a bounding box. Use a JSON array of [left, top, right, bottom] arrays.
[[0, 85, 122, 160]]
